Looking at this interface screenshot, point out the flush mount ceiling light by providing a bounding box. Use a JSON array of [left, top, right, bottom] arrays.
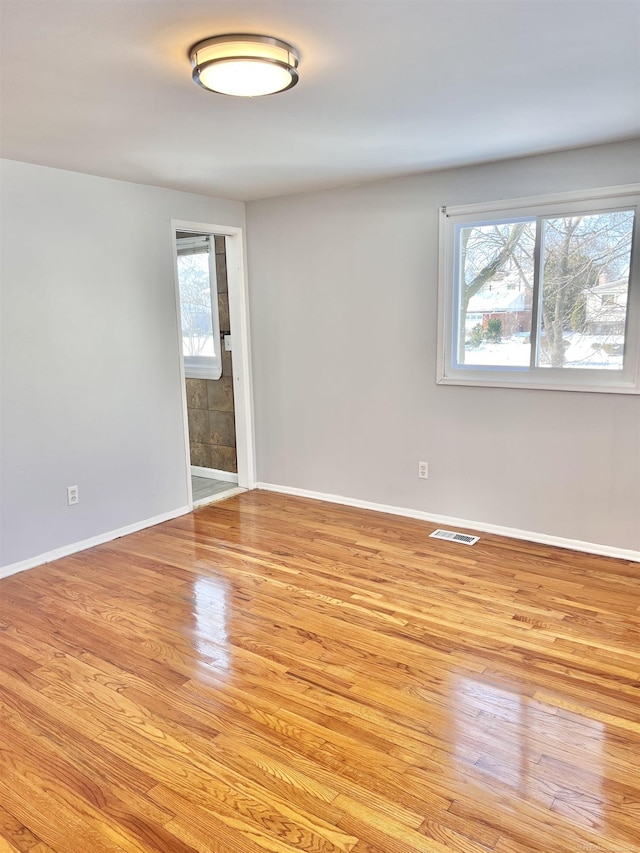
[[189, 34, 299, 97]]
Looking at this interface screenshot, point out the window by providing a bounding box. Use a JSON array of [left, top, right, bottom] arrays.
[[176, 234, 222, 380], [437, 186, 640, 393]]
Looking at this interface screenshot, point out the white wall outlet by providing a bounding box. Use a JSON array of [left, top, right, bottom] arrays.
[[418, 461, 429, 479], [224, 334, 232, 351], [67, 485, 79, 505]]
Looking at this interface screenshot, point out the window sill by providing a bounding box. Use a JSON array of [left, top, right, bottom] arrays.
[[437, 372, 640, 394], [184, 365, 222, 381]]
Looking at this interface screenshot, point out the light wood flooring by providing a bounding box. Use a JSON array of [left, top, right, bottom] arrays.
[[1, 491, 639, 852]]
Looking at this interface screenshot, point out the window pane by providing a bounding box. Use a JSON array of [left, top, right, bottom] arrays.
[[537, 210, 634, 370], [457, 220, 535, 367], [177, 252, 216, 358]]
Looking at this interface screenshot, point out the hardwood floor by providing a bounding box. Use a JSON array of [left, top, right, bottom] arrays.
[[1, 491, 639, 853]]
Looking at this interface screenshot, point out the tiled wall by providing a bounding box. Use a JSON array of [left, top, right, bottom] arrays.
[[185, 236, 237, 473]]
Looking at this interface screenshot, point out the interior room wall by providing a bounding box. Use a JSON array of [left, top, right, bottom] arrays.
[[246, 140, 640, 553], [0, 159, 245, 570]]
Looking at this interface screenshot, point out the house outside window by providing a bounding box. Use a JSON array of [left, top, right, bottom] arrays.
[[437, 186, 640, 393]]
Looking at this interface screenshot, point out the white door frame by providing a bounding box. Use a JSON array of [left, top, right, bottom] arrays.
[[171, 219, 256, 509]]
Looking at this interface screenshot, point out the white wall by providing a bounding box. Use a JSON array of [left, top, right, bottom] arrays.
[[246, 141, 640, 553], [0, 160, 245, 569]]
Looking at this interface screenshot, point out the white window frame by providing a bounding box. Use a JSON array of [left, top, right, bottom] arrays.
[[176, 234, 222, 380], [437, 184, 640, 394]]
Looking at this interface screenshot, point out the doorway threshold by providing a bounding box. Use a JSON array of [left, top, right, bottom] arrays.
[[192, 475, 245, 508]]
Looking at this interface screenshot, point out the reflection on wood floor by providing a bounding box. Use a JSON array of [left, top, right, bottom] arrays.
[[1, 490, 639, 852]]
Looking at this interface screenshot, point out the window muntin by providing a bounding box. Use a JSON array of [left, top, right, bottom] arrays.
[[439, 187, 640, 393], [176, 235, 222, 380]]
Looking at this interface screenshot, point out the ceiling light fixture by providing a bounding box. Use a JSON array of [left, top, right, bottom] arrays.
[[189, 34, 299, 97]]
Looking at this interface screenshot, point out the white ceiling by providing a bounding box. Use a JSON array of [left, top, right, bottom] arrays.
[[1, 0, 639, 201]]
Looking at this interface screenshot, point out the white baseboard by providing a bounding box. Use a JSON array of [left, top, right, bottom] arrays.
[[0, 505, 191, 580], [191, 465, 239, 484], [256, 482, 640, 563]]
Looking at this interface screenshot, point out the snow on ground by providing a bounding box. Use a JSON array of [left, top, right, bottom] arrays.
[[463, 334, 624, 370]]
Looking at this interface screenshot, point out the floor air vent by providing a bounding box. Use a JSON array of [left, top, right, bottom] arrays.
[[429, 529, 480, 546]]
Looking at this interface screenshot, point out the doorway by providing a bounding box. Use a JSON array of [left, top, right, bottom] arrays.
[[172, 219, 255, 509]]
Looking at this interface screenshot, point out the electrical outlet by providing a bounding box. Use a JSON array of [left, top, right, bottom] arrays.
[[418, 461, 428, 479], [67, 485, 79, 505]]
